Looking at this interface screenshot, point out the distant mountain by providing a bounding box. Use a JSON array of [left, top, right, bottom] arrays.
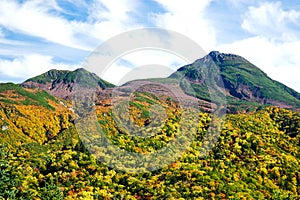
[[21, 68, 114, 100], [170, 51, 300, 112]]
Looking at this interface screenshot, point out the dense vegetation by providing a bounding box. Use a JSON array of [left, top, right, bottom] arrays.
[[0, 85, 300, 199]]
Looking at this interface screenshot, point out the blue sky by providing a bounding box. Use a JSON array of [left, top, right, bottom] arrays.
[[0, 0, 299, 91]]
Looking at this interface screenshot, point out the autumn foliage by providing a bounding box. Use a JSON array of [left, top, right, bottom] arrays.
[[0, 86, 300, 199]]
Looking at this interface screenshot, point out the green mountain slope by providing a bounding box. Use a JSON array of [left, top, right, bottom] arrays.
[[24, 69, 70, 84], [21, 68, 115, 100], [171, 51, 300, 112], [24, 68, 114, 88]]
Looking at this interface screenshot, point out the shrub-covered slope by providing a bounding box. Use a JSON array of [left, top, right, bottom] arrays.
[[0, 86, 299, 199], [0, 83, 74, 146]]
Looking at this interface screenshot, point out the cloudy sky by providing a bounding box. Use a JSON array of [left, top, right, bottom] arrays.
[[0, 0, 299, 91]]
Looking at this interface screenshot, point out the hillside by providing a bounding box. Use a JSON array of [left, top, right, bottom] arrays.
[[0, 83, 75, 146], [170, 51, 300, 112], [1, 94, 300, 198], [21, 68, 114, 100]]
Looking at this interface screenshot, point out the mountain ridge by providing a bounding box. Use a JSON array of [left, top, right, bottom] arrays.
[[16, 51, 300, 112], [21, 68, 114, 100]]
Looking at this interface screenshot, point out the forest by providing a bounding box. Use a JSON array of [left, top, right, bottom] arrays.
[[0, 84, 300, 199]]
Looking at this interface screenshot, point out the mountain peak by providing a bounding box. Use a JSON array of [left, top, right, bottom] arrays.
[[207, 51, 249, 64], [26, 69, 70, 84], [21, 68, 115, 100], [74, 68, 88, 73], [208, 50, 220, 56], [170, 51, 300, 111]]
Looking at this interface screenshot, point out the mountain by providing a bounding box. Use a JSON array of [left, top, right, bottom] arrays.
[[170, 51, 300, 112], [21, 68, 115, 100], [19, 52, 300, 113], [0, 52, 300, 199]]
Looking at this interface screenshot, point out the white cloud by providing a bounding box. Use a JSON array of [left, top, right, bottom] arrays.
[[121, 50, 187, 70], [217, 2, 300, 92], [0, 0, 144, 80], [88, 0, 137, 22], [0, 54, 78, 82], [0, 27, 3, 38], [0, 0, 217, 83], [242, 2, 300, 41], [101, 50, 187, 85], [0, 0, 93, 50], [0, 0, 142, 51], [101, 63, 132, 85], [88, 0, 142, 41], [150, 0, 216, 52]]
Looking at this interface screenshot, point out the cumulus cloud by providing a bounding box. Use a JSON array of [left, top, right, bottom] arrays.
[[0, 0, 143, 80], [0, 0, 93, 50], [82, 0, 143, 45], [101, 62, 132, 86], [150, 0, 216, 52], [242, 2, 300, 41], [0, 54, 78, 82], [121, 50, 187, 70], [0, 0, 142, 51], [217, 2, 300, 92], [226, 0, 258, 8], [101, 50, 187, 85], [0, 27, 3, 38]]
